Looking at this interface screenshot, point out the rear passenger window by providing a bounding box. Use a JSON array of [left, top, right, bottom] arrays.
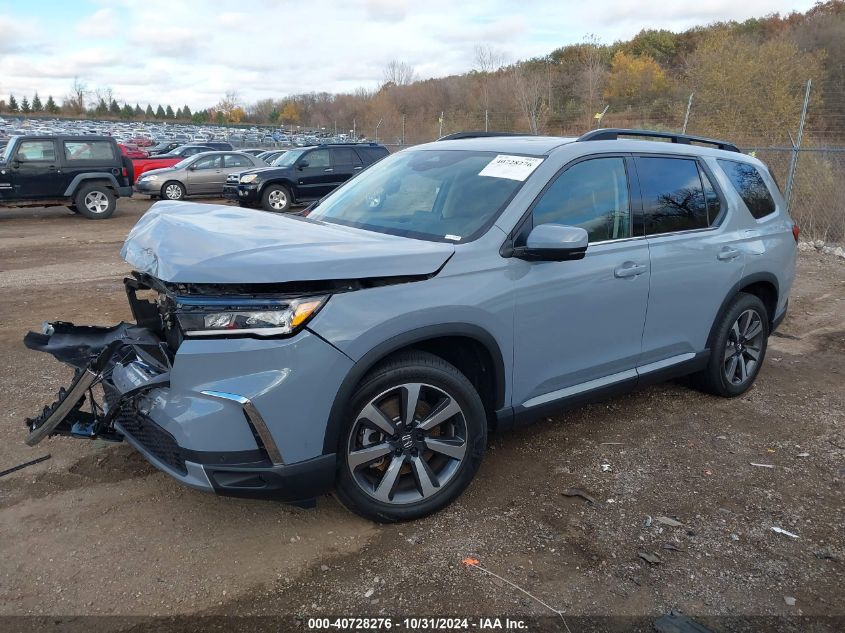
[[531, 157, 630, 242], [717, 159, 776, 219], [332, 147, 362, 166], [224, 154, 252, 168], [63, 141, 115, 161], [636, 157, 708, 235]]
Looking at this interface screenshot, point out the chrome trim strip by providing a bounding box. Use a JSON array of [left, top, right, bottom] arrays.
[[187, 327, 290, 337], [522, 369, 637, 408], [201, 390, 284, 465], [637, 352, 696, 374]]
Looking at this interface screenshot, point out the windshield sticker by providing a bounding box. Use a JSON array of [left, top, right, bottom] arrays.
[[444, 234, 462, 241], [478, 155, 544, 181]]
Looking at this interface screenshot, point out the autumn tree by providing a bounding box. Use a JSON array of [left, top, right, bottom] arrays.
[[280, 101, 301, 125], [685, 31, 824, 143], [510, 62, 546, 134], [604, 51, 670, 107]]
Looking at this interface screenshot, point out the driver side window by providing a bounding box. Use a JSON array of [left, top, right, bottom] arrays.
[[531, 157, 631, 243], [304, 149, 330, 168]]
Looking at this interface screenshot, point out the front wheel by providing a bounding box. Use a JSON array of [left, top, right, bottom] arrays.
[[693, 292, 769, 397], [161, 181, 186, 201], [262, 184, 291, 212], [335, 351, 487, 523]]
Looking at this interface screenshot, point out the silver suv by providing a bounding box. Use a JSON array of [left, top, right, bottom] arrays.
[[22, 129, 797, 522]]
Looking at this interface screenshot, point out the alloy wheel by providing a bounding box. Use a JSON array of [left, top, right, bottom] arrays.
[[268, 189, 287, 210], [346, 382, 468, 505], [723, 308, 764, 385], [164, 184, 183, 200], [84, 191, 109, 214]]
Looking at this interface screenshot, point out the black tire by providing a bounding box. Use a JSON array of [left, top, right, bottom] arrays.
[[74, 183, 116, 219], [261, 184, 291, 212], [692, 292, 769, 397], [161, 181, 186, 201], [335, 351, 487, 523]]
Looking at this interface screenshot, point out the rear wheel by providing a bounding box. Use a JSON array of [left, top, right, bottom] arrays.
[[693, 293, 769, 397], [74, 183, 116, 219], [161, 181, 186, 201], [335, 351, 487, 522], [262, 184, 291, 212]]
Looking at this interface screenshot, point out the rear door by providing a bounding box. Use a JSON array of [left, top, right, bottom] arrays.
[[635, 155, 745, 369], [11, 139, 63, 198], [60, 139, 121, 194], [328, 147, 363, 187], [294, 148, 333, 199]]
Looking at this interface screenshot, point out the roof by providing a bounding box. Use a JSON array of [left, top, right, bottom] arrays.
[[416, 135, 576, 156]]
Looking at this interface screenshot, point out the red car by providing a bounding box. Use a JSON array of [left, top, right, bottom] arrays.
[[127, 136, 154, 147], [118, 143, 149, 159]]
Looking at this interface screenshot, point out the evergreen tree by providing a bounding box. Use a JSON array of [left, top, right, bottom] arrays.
[[8, 94, 19, 112], [45, 95, 59, 114], [165, 105, 174, 118], [175, 107, 183, 119], [95, 98, 108, 116], [145, 104, 154, 118], [155, 104, 165, 118], [182, 105, 192, 119], [109, 99, 121, 116], [32, 93, 43, 112], [134, 104, 143, 117], [121, 103, 133, 119], [21, 96, 31, 113]]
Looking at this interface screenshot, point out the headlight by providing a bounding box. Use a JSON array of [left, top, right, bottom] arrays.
[[240, 174, 258, 184], [144, 174, 160, 181], [176, 296, 328, 337]]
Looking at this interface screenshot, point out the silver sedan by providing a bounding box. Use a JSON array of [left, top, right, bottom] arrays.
[[134, 151, 266, 200]]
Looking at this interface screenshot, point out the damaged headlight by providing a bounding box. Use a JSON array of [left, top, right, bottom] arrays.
[[176, 296, 328, 337]]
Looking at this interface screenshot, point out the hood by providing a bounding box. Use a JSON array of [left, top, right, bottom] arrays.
[[238, 165, 291, 178], [121, 201, 454, 284], [139, 166, 177, 177]]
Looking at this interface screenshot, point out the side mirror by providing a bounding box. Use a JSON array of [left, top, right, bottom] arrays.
[[187, 165, 196, 171], [513, 224, 588, 261], [297, 160, 309, 170]]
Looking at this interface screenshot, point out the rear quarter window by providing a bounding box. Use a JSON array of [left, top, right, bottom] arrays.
[[64, 141, 116, 162], [717, 159, 776, 219]]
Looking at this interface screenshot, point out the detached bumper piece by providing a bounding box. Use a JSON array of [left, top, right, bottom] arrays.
[[23, 321, 171, 448]]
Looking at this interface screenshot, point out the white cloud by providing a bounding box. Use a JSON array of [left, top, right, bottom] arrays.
[[0, 0, 818, 109]]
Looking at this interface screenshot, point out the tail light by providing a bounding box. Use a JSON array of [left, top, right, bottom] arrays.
[[122, 167, 128, 177], [792, 224, 800, 242]]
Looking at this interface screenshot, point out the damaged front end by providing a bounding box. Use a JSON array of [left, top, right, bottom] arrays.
[[23, 275, 174, 449]]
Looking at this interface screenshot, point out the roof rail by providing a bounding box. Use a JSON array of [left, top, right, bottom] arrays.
[[576, 128, 740, 153], [438, 131, 532, 141]]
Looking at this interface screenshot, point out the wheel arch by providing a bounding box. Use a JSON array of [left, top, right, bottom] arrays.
[[707, 272, 779, 350], [65, 173, 121, 197], [321, 323, 507, 455], [258, 178, 296, 202]]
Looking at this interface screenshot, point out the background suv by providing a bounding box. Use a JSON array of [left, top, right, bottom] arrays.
[[224, 142, 389, 211], [23, 129, 796, 522], [0, 135, 133, 219], [134, 151, 266, 200]]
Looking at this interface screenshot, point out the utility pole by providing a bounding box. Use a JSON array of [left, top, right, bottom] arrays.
[[485, 109, 488, 132], [353, 118, 356, 139], [402, 114, 406, 145], [594, 105, 609, 129], [785, 79, 811, 212], [438, 111, 444, 138], [375, 118, 382, 143], [682, 93, 694, 134]]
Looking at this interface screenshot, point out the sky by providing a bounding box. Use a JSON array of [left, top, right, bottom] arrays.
[[0, 0, 818, 110]]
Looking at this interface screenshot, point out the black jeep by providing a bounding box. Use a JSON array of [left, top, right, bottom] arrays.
[[0, 135, 133, 219]]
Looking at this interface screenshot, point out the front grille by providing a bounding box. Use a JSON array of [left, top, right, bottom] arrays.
[[226, 174, 239, 183], [111, 398, 187, 475]]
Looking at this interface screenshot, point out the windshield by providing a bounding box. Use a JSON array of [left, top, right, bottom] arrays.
[[270, 151, 290, 166], [171, 157, 193, 169], [1, 141, 13, 161], [273, 148, 306, 167], [307, 150, 537, 242]]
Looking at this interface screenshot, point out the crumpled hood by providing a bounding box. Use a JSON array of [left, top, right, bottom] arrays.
[[121, 201, 455, 284]]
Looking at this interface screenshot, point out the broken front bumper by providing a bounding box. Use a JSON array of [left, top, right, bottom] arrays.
[[21, 310, 344, 503]]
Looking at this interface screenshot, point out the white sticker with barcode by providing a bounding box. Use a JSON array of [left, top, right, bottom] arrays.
[[478, 155, 544, 181]]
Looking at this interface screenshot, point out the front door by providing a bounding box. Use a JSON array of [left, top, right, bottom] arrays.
[[511, 155, 650, 408], [295, 148, 334, 199], [220, 154, 255, 194], [184, 154, 224, 194], [634, 155, 745, 366], [10, 139, 63, 198]]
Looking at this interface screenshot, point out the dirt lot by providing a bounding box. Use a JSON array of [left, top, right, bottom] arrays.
[[0, 199, 843, 631]]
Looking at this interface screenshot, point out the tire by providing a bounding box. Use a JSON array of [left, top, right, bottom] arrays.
[[161, 181, 186, 201], [261, 184, 291, 212], [74, 183, 116, 219], [68, 205, 79, 214], [692, 292, 769, 397], [335, 351, 487, 523]]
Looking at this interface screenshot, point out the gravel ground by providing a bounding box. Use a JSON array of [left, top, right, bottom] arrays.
[[0, 199, 842, 632]]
